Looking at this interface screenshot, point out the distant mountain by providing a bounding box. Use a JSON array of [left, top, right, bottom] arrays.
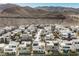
[[0, 4, 48, 17], [0, 4, 79, 19], [36, 6, 79, 14], [23, 6, 48, 16], [0, 4, 19, 12], [1, 6, 31, 16]]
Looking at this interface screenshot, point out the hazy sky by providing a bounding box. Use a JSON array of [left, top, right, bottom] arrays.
[[16, 3, 79, 8]]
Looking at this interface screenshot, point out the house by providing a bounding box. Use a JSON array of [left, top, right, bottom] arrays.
[[0, 44, 6, 53], [44, 26, 52, 33], [3, 26, 15, 32], [12, 29, 21, 35], [60, 32, 68, 39], [20, 34, 32, 41], [45, 33, 54, 41], [73, 40, 79, 51], [0, 36, 10, 44], [19, 25, 25, 30], [19, 41, 31, 55], [27, 25, 37, 33], [32, 29, 45, 53], [0, 29, 5, 36], [59, 28, 76, 40], [10, 29, 22, 41], [45, 41, 54, 51], [34, 29, 43, 42], [4, 41, 19, 55], [0, 32, 12, 44], [58, 40, 74, 53], [32, 41, 45, 54], [52, 40, 59, 51], [70, 33, 77, 39]]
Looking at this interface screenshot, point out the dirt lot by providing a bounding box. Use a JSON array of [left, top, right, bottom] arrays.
[[0, 18, 78, 27]]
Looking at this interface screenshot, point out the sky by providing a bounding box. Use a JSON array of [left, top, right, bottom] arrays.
[[16, 3, 79, 8], [0, 0, 79, 8], [0, 0, 79, 3]]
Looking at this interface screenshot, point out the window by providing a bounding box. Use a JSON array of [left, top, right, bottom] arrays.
[[75, 42, 79, 44], [9, 45, 16, 48], [39, 47, 42, 49], [12, 46, 16, 48], [5, 49, 13, 51], [33, 43, 38, 46], [27, 44, 30, 47], [52, 47, 54, 48], [63, 46, 70, 48], [23, 48, 26, 50], [76, 49, 79, 51], [66, 43, 72, 45], [46, 42, 49, 43], [63, 50, 69, 53], [21, 43, 24, 44], [54, 43, 58, 46]]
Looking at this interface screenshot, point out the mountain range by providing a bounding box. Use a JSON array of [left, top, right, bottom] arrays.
[[0, 4, 79, 18], [0, 4, 79, 26]]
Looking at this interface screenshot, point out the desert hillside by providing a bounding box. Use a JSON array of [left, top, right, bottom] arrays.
[[0, 4, 79, 26]]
